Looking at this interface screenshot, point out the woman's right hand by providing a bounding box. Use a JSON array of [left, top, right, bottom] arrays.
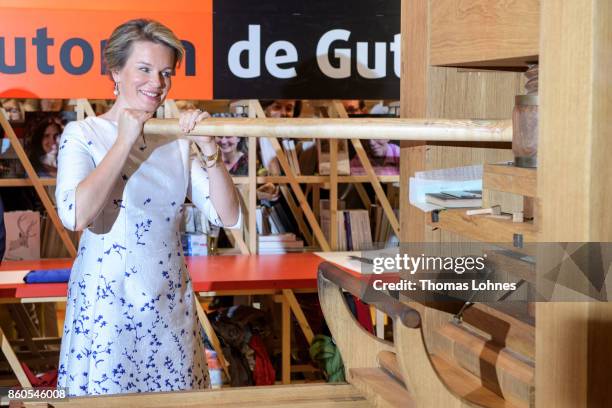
[[116, 109, 154, 148]]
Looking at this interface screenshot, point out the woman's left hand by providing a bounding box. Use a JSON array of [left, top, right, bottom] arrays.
[[179, 109, 214, 145]]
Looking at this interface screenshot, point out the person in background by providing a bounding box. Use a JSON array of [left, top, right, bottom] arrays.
[[27, 117, 62, 177], [1, 99, 23, 121], [22, 99, 41, 113], [216, 136, 248, 176], [258, 100, 302, 175], [40, 99, 65, 112], [342, 99, 367, 115], [350, 138, 400, 175]]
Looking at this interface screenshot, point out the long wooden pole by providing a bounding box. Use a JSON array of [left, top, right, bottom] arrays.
[[144, 118, 512, 142]]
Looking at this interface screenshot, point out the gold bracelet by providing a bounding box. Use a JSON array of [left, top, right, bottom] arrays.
[[194, 143, 220, 168]]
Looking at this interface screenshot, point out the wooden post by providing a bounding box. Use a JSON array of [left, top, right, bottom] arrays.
[[536, 0, 612, 406], [400, 0, 429, 243]]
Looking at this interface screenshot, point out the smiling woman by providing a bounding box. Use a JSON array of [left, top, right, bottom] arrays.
[[54, 19, 241, 397]]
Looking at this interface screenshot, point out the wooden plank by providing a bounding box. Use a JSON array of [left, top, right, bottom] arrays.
[[247, 101, 258, 254], [536, 0, 612, 406], [45, 383, 369, 407], [483, 163, 537, 197], [377, 351, 406, 386], [282, 289, 314, 345], [430, 0, 539, 67], [280, 185, 314, 246], [463, 304, 535, 361], [400, 0, 429, 243], [194, 298, 230, 380], [0, 325, 32, 387], [354, 183, 372, 209], [330, 138, 338, 250], [0, 178, 56, 187], [427, 209, 538, 243], [281, 296, 291, 384], [231, 175, 400, 184], [0, 110, 76, 256], [349, 367, 415, 408], [433, 322, 534, 407]]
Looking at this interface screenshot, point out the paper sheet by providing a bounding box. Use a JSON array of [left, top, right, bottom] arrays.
[[0, 270, 31, 284], [409, 165, 483, 212]]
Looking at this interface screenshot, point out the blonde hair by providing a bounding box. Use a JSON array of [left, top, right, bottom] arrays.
[[104, 19, 184, 76]]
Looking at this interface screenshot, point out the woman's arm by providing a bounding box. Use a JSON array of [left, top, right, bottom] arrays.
[[181, 109, 241, 228], [196, 141, 240, 226], [72, 109, 152, 231]]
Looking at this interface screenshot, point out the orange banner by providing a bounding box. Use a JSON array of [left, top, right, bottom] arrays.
[[0, 4, 213, 99]]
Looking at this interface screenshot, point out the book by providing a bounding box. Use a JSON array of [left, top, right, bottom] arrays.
[[425, 190, 483, 208]]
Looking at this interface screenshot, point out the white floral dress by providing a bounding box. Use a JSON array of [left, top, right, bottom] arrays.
[[55, 116, 240, 396]]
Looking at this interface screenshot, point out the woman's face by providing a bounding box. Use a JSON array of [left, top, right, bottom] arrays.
[[112, 41, 174, 112], [216, 136, 240, 154], [42, 124, 61, 153], [368, 139, 389, 157], [265, 100, 296, 118], [3, 101, 21, 121]]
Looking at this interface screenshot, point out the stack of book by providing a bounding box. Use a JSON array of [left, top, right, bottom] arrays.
[[320, 200, 373, 250], [256, 203, 298, 235], [425, 190, 482, 208], [282, 139, 301, 175], [258, 233, 304, 254]]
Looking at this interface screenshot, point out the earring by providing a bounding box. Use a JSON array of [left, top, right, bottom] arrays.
[[113, 82, 119, 96]]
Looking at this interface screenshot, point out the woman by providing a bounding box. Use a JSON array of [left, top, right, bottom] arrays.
[[349, 139, 400, 175], [27, 117, 62, 177], [55, 19, 241, 396], [216, 136, 248, 175]]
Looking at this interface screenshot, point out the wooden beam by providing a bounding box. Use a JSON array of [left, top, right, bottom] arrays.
[[247, 101, 258, 254], [536, 1, 612, 406], [144, 117, 513, 142], [0, 326, 31, 387], [400, 0, 429, 243], [282, 289, 314, 345]]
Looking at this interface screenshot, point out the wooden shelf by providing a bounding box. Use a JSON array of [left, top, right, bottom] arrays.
[[0, 178, 56, 187], [232, 175, 399, 184], [483, 162, 537, 197], [430, 0, 539, 68], [427, 209, 538, 243]]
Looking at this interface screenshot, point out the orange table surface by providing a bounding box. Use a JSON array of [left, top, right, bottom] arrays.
[[0, 253, 323, 300]]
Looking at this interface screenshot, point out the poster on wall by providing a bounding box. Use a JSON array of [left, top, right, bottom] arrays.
[[0, 0, 399, 100]]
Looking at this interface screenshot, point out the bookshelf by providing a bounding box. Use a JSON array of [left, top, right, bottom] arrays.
[[2, 98, 400, 257]]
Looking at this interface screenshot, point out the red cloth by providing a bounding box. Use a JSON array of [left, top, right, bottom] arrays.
[[20, 363, 57, 388], [354, 298, 374, 334], [248, 334, 275, 385]]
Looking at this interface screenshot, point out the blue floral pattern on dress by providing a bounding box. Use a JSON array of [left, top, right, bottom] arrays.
[[54, 117, 240, 396]]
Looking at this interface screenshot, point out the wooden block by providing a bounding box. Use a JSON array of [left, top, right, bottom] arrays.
[[377, 351, 406, 386], [44, 383, 370, 407], [483, 163, 537, 197], [349, 367, 415, 408], [466, 205, 501, 216], [486, 214, 513, 220], [427, 209, 538, 243], [430, 0, 539, 67], [432, 322, 534, 407]]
